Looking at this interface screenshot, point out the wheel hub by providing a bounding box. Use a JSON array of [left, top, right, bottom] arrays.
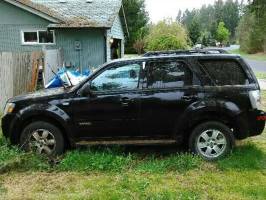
[[29, 129, 56, 155], [196, 129, 227, 159]]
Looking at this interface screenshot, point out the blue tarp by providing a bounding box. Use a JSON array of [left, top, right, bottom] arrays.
[[45, 68, 90, 89]]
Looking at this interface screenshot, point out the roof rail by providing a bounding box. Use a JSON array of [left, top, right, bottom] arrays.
[[143, 48, 229, 57]]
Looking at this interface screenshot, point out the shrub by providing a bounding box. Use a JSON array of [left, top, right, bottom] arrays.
[[145, 19, 190, 51], [133, 39, 145, 55], [216, 22, 230, 45]]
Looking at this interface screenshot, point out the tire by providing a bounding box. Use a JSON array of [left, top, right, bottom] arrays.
[[189, 121, 235, 161], [20, 121, 65, 156]]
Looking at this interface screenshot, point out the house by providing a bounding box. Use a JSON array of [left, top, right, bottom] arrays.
[[0, 0, 128, 71]]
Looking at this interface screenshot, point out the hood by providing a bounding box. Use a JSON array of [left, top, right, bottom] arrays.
[[9, 88, 67, 103]]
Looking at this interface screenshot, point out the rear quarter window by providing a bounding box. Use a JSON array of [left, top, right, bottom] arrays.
[[199, 59, 248, 85]]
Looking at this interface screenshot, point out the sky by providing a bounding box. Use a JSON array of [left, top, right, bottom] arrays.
[[145, 0, 245, 23]]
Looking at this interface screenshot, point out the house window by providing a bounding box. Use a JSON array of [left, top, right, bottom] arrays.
[[22, 30, 55, 45]]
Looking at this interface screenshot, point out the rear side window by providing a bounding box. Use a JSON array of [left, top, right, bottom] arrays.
[[144, 61, 192, 89], [199, 59, 248, 85]]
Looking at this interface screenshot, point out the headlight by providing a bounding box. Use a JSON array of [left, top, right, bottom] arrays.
[[3, 103, 15, 116], [249, 90, 262, 110]]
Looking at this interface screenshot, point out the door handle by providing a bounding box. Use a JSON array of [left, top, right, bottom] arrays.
[[120, 97, 130, 106], [181, 95, 198, 101]]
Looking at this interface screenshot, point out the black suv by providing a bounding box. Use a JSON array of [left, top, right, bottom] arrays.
[[2, 50, 265, 160]]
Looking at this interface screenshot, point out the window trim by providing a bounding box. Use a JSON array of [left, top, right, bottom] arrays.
[[21, 29, 56, 45]]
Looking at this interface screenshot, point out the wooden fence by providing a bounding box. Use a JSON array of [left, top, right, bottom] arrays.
[[0, 52, 42, 112]]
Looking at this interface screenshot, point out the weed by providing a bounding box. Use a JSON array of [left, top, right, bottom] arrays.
[[0, 135, 50, 173], [57, 147, 133, 172], [217, 142, 266, 171], [135, 153, 202, 173]]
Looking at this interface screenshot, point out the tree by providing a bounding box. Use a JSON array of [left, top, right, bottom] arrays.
[[133, 27, 146, 54], [176, 10, 182, 23], [181, 9, 197, 26], [237, 0, 266, 53], [188, 17, 201, 45], [145, 19, 189, 51], [214, 0, 224, 23], [180, 0, 241, 43], [202, 35, 208, 46], [216, 22, 230, 45], [122, 0, 149, 53]]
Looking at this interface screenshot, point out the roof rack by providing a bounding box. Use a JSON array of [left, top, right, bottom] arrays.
[[143, 48, 229, 57]]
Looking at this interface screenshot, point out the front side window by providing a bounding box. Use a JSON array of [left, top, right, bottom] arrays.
[[22, 30, 55, 45], [90, 63, 141, 92], [144, 61, 192, 89]]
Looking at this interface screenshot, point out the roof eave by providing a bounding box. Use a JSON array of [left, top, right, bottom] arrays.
[[47, 24, 112, 29], [4, 0, 60, 23]]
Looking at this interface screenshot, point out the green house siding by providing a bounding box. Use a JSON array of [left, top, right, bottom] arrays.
[[0, 1, 124, 69], [0, 1, 51, 52], [54, 29, 106, 69], [0, 1, 51, 25]]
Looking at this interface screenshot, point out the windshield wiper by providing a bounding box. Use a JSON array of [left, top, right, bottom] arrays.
[[64, 68, 73, 87]]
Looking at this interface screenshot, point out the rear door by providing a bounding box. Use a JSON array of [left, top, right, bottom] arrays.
[[139, 58, 199, 138]]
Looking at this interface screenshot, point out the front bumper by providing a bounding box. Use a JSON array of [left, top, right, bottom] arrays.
[[1, 113, 18, 141]]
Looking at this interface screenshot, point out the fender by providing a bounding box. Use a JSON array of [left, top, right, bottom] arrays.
[[9, 103, 75, 145], [175, 98, 247, 137]]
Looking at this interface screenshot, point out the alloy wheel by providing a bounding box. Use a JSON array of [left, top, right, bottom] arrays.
[[196, 129, 227, 159], [28, 129, 56, 155]]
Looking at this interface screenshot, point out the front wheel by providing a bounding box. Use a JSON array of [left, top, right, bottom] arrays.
[[189, 121, 235, 161], [20, 121, 65, 156]]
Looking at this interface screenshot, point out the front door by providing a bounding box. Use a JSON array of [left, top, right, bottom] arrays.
[[139, 59, 197, 138], [72, 62, 142, 139]]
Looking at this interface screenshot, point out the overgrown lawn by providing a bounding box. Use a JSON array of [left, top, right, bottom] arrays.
[[0, 92, 266, 199]]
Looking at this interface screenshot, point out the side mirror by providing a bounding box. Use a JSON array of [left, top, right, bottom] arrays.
[[80, 82, 95, 97]]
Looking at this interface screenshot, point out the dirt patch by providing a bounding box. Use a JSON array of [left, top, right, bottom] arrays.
[[0, 172, 94, 200]]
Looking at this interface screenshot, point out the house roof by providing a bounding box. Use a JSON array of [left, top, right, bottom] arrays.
[[5, 0, 123, 28]]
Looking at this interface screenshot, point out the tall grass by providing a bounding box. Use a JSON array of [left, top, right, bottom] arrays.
[[218, 142, 266, 171], [57, 147, 202, 173], [0, 136, 50, 173]]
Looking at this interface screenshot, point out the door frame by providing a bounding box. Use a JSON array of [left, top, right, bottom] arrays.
[[73, 60, 145, 139]]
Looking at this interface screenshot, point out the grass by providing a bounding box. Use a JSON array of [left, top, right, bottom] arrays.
[[124, 54, 141, 58], [0, 92, 266, 199], [229, 49, 266, 61], [255, 72, 266, 80]]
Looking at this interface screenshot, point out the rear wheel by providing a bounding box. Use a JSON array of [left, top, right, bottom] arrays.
[[20, 121, 65, 156], [189, 121, 234, 161]]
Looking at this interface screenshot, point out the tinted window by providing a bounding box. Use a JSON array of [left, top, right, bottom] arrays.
[[144, 61, 192, 89], [200, 60, 248, 85], [91, 63, 140, 92]]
